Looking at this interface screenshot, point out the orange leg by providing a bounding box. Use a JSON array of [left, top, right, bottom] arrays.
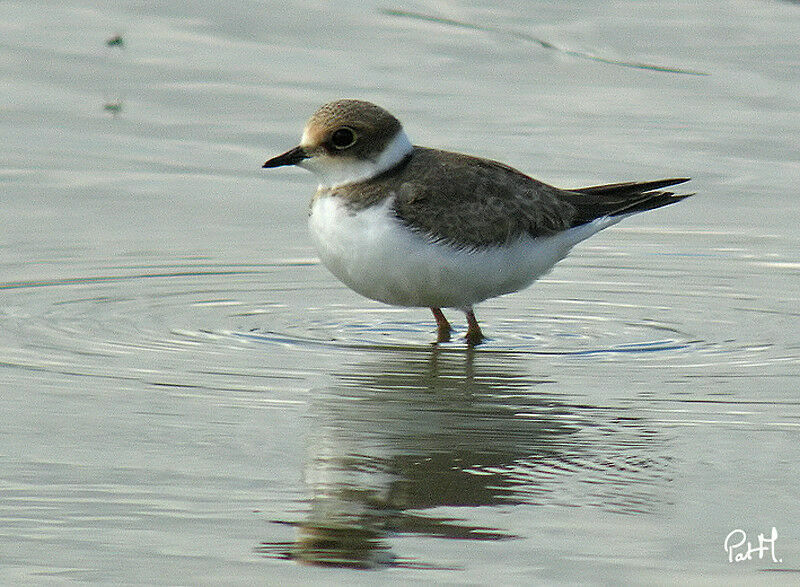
[[464, 307, 484, 346], [430, 307, 451, 343]]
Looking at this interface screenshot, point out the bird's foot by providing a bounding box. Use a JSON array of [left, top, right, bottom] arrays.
[[431, 307, 452, 344], [464, 308, 484, 347]]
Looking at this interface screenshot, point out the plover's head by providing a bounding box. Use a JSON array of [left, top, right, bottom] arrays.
[[263, 99, 413, 188]]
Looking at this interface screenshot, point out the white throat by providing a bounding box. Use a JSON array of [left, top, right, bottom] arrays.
[[299, 129, 413, 189]]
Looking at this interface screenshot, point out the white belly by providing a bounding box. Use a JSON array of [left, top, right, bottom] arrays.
[[308, 195, 619, 309]]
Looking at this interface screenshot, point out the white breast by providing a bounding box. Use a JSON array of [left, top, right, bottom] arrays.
[[308, 194, 620, 309]]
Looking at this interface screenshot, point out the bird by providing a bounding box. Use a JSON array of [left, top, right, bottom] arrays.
[[263, 99, 691, 346]]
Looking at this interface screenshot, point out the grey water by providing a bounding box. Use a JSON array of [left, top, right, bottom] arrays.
[[1, 0, 799, 583]]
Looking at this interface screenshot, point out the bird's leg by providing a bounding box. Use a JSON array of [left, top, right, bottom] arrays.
[[464, 307, 484, 346], [430, 307, 451, 343]]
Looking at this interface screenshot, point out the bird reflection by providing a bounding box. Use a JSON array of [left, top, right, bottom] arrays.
[[258, 347, 672, 568]]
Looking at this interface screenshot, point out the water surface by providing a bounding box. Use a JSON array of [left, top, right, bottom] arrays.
[[1, 0, 799, 583]]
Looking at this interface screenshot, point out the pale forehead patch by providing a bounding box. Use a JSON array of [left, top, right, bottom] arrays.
[[300, 124, 325, 148]]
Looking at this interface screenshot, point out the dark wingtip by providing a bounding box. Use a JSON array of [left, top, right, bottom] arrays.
[[659, 178, 691, 190], [568, 178, 694, 226], [573, 177, 692, 197]]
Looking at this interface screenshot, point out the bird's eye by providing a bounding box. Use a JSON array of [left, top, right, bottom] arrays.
[[330, 127, 357, 150]]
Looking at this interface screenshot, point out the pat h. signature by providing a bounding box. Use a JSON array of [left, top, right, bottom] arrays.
[[724, 527, 782, 563]]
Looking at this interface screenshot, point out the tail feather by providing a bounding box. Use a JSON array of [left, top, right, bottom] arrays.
[[566, 178, 692, 227]]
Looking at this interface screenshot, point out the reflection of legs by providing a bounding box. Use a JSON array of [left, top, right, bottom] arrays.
[[464, 307, 484, 347], [430, 307, 451, 343]]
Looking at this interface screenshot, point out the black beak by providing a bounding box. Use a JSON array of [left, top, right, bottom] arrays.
[[262, 145, 308, 168]]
